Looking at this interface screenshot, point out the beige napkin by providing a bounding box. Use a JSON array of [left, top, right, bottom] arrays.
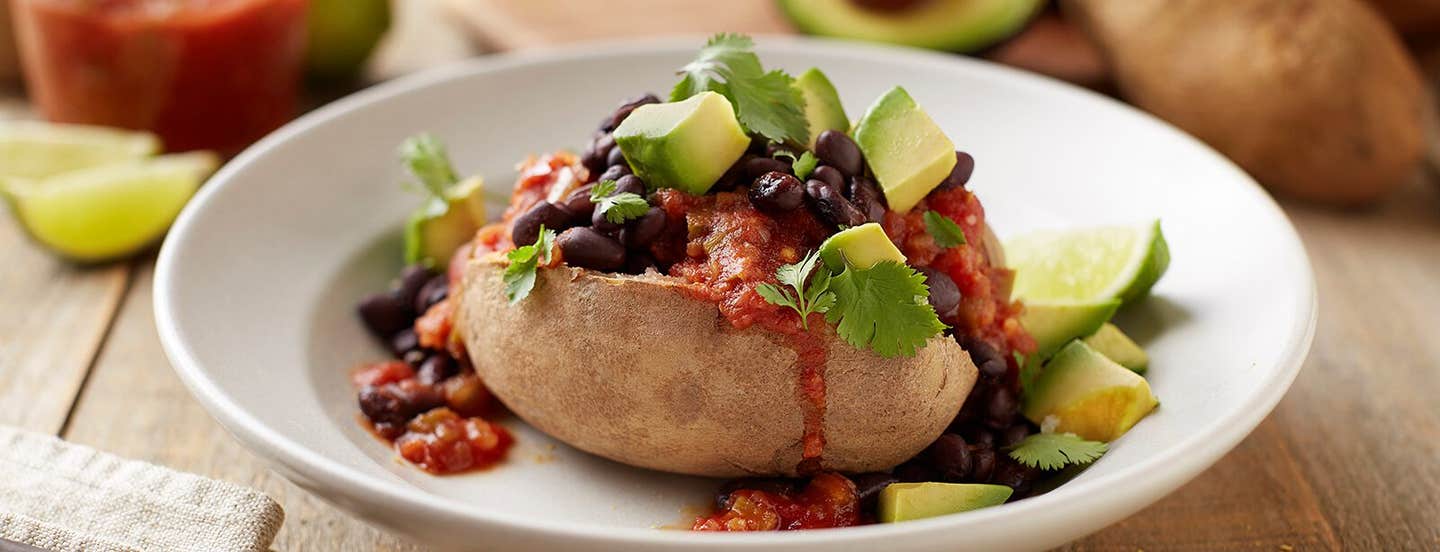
[[0, 426, 284, 552]]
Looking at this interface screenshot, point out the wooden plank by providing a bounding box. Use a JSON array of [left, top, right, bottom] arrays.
[[440, 0, 791, 51], [60, 263, 426, 551], [0, 210, 131, 435]]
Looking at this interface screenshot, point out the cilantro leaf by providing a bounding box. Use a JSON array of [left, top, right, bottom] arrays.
[[590, 179, 651, 224], [503, 226, 556, 304], [826, 261, 947, 358], [924, 210, 967, 249], [792, 151, 818, 180], [758, 249, 835, 330], [1006, 433, 1108, 471], [671, 33, 809, 146], [398, 133, 459, 199]]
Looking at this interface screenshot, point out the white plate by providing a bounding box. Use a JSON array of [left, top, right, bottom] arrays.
[[155, 37, 1316, 551]]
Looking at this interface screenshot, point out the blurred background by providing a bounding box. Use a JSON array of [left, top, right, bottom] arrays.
[[1, 1, 1438, 550]]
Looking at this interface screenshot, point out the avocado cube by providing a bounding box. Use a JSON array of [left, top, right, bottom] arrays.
[[1084, 323, 1149, 373], [853, 86, 956, 213], [404, 175, 488, 267], [1021, 300, 1122, 361], [794, 68, 849, 149], [613, 91, 750, 195], [878, 482, 1013, 523], [817, 222, 906, 272], [1023, 340, 1159, 442]]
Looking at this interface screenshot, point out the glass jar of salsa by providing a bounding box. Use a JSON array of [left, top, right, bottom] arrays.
[[10, 0, 309, 154]]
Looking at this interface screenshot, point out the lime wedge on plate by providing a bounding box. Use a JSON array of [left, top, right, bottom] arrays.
[[2, 152, 218, 262], [1006, 220, 1170, 305], [0, 121, 161, 179]]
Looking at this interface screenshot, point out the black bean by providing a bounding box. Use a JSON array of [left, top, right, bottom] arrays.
[[358, 385, 411, 427], [512, 201, 572, 247], [599, 93, 660, 132], [893, 458, 935, 483], [969, 445, 997, 482], [742, 156, 791, 179], [917, 267, 960, 320], [614, 174, 645, 196], [937, 151, 976, 191], [992, 459, 1039, 496], [414, 274, 449, 314], [622, 252, 657, 275], [591, 206, 623, 233], [597, 164, 630, 184], [606, 145, 627, 168], [811, 165, 844, 191], [713, 156, 752, 191], [357, 292, 412, 338], [1000, 423, 1032, 448], [715, 478, 799, 510], [926, 433, 973, 482], [963, 422, 997, 448], [850, 473, 898, 510], [747, 135, 770, 155], [417, 355, 457, 385], [395, 265, 433, 309], [562, 184, 596, 222], [749, 171, 805, 213], [558, 227, 627, 271], [389, 328, 419, 357], [847, 175, 886, 222], [805, 179, 866, 227], [583, 133, 615, 174], [815, 130, 863, 176], [986, 386, 1019, 429], [620, 207, 667, 249]]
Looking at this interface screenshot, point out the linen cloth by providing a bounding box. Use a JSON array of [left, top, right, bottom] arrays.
[[0, 426, 283, 552]]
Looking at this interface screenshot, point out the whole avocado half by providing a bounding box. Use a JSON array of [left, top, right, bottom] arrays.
[[777, 0, 1045, 53]]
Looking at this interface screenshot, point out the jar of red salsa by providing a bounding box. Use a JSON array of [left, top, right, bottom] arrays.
[[10, 0, 309, 154]]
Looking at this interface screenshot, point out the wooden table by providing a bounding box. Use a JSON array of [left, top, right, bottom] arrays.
[[4, 1, 1439, 549]]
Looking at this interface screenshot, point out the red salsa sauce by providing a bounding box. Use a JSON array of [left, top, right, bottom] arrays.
[[352, 360, 513, 475]]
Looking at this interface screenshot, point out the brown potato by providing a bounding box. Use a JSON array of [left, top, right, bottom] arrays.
[[456, 256, 977, 477], [1065, 0, 1429, 205]]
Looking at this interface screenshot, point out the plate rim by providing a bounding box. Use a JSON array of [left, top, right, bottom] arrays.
[[154, 35, 1318, 548]]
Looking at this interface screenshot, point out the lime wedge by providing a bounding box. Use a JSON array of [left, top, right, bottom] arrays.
[[2, 152, 218, 262], [1006, 220, 1169, 305], [0, 121, 161, 179]]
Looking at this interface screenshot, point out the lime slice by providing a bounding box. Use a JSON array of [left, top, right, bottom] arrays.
[[1006, 220, 1169, 305], [0, 121, 161, 179], [3, 152, 218, 262]]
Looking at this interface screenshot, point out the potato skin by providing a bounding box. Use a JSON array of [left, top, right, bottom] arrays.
[[1066, 0, 1428, 205], [456, 257, 977, 477]]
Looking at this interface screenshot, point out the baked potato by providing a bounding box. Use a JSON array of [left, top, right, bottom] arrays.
[[456, 257, 978, 477]]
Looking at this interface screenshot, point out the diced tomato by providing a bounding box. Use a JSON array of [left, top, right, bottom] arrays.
[[396, 407, 513, 474], [351, 360, 415, 388], [693, 472, 860, 531], [415, 298, 455, 350]]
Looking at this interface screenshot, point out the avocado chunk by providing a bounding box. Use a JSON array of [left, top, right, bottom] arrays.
[[853, 86, 956, 213], [1084, 323, 1149, 374], [1024, 340, 1158, 442], [818, 222, 906, 272], [793, 68, 849, 149], [878, 482, 1013, 523], [404, 176, 487, 267], [778, 0, 1044, 53], [613, 91, 750, 195], [1021, 300, 1122, 361]]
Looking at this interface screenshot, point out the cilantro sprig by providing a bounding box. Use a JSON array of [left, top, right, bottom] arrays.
[[590, 180, 650, 224], [924, 211, 967, 249], [671, 33, 809, 146], [1006, 433, 1108, 471], [792, 151, 818, 180], [757, 250, 836, 330], [826, 261, 948, 358], [503, 225, 556, 304], [399, 133, 459, 199]]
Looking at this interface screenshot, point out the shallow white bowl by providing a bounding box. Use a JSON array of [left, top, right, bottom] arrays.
[[155, 37, 1316, 551]]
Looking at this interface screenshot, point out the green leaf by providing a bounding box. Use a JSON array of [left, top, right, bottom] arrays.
[[591, 179, 650, 224], [398, 133, 459, 199], [924, 210, 967, 249], [502, 225, 556, 304], [1007, 433, 1108, 471], [758, 249, 835, 330], [826, 261, 947, 358], [671, 33, 809, 145], [793, 151, 818, 180]]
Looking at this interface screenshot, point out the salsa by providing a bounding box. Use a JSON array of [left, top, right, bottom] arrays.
[[693, 472, 861, 531], [10, 0, 308, 153]]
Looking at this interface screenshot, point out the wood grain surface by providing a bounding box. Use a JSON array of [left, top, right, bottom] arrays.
[[2, 0, 1438, 550]]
